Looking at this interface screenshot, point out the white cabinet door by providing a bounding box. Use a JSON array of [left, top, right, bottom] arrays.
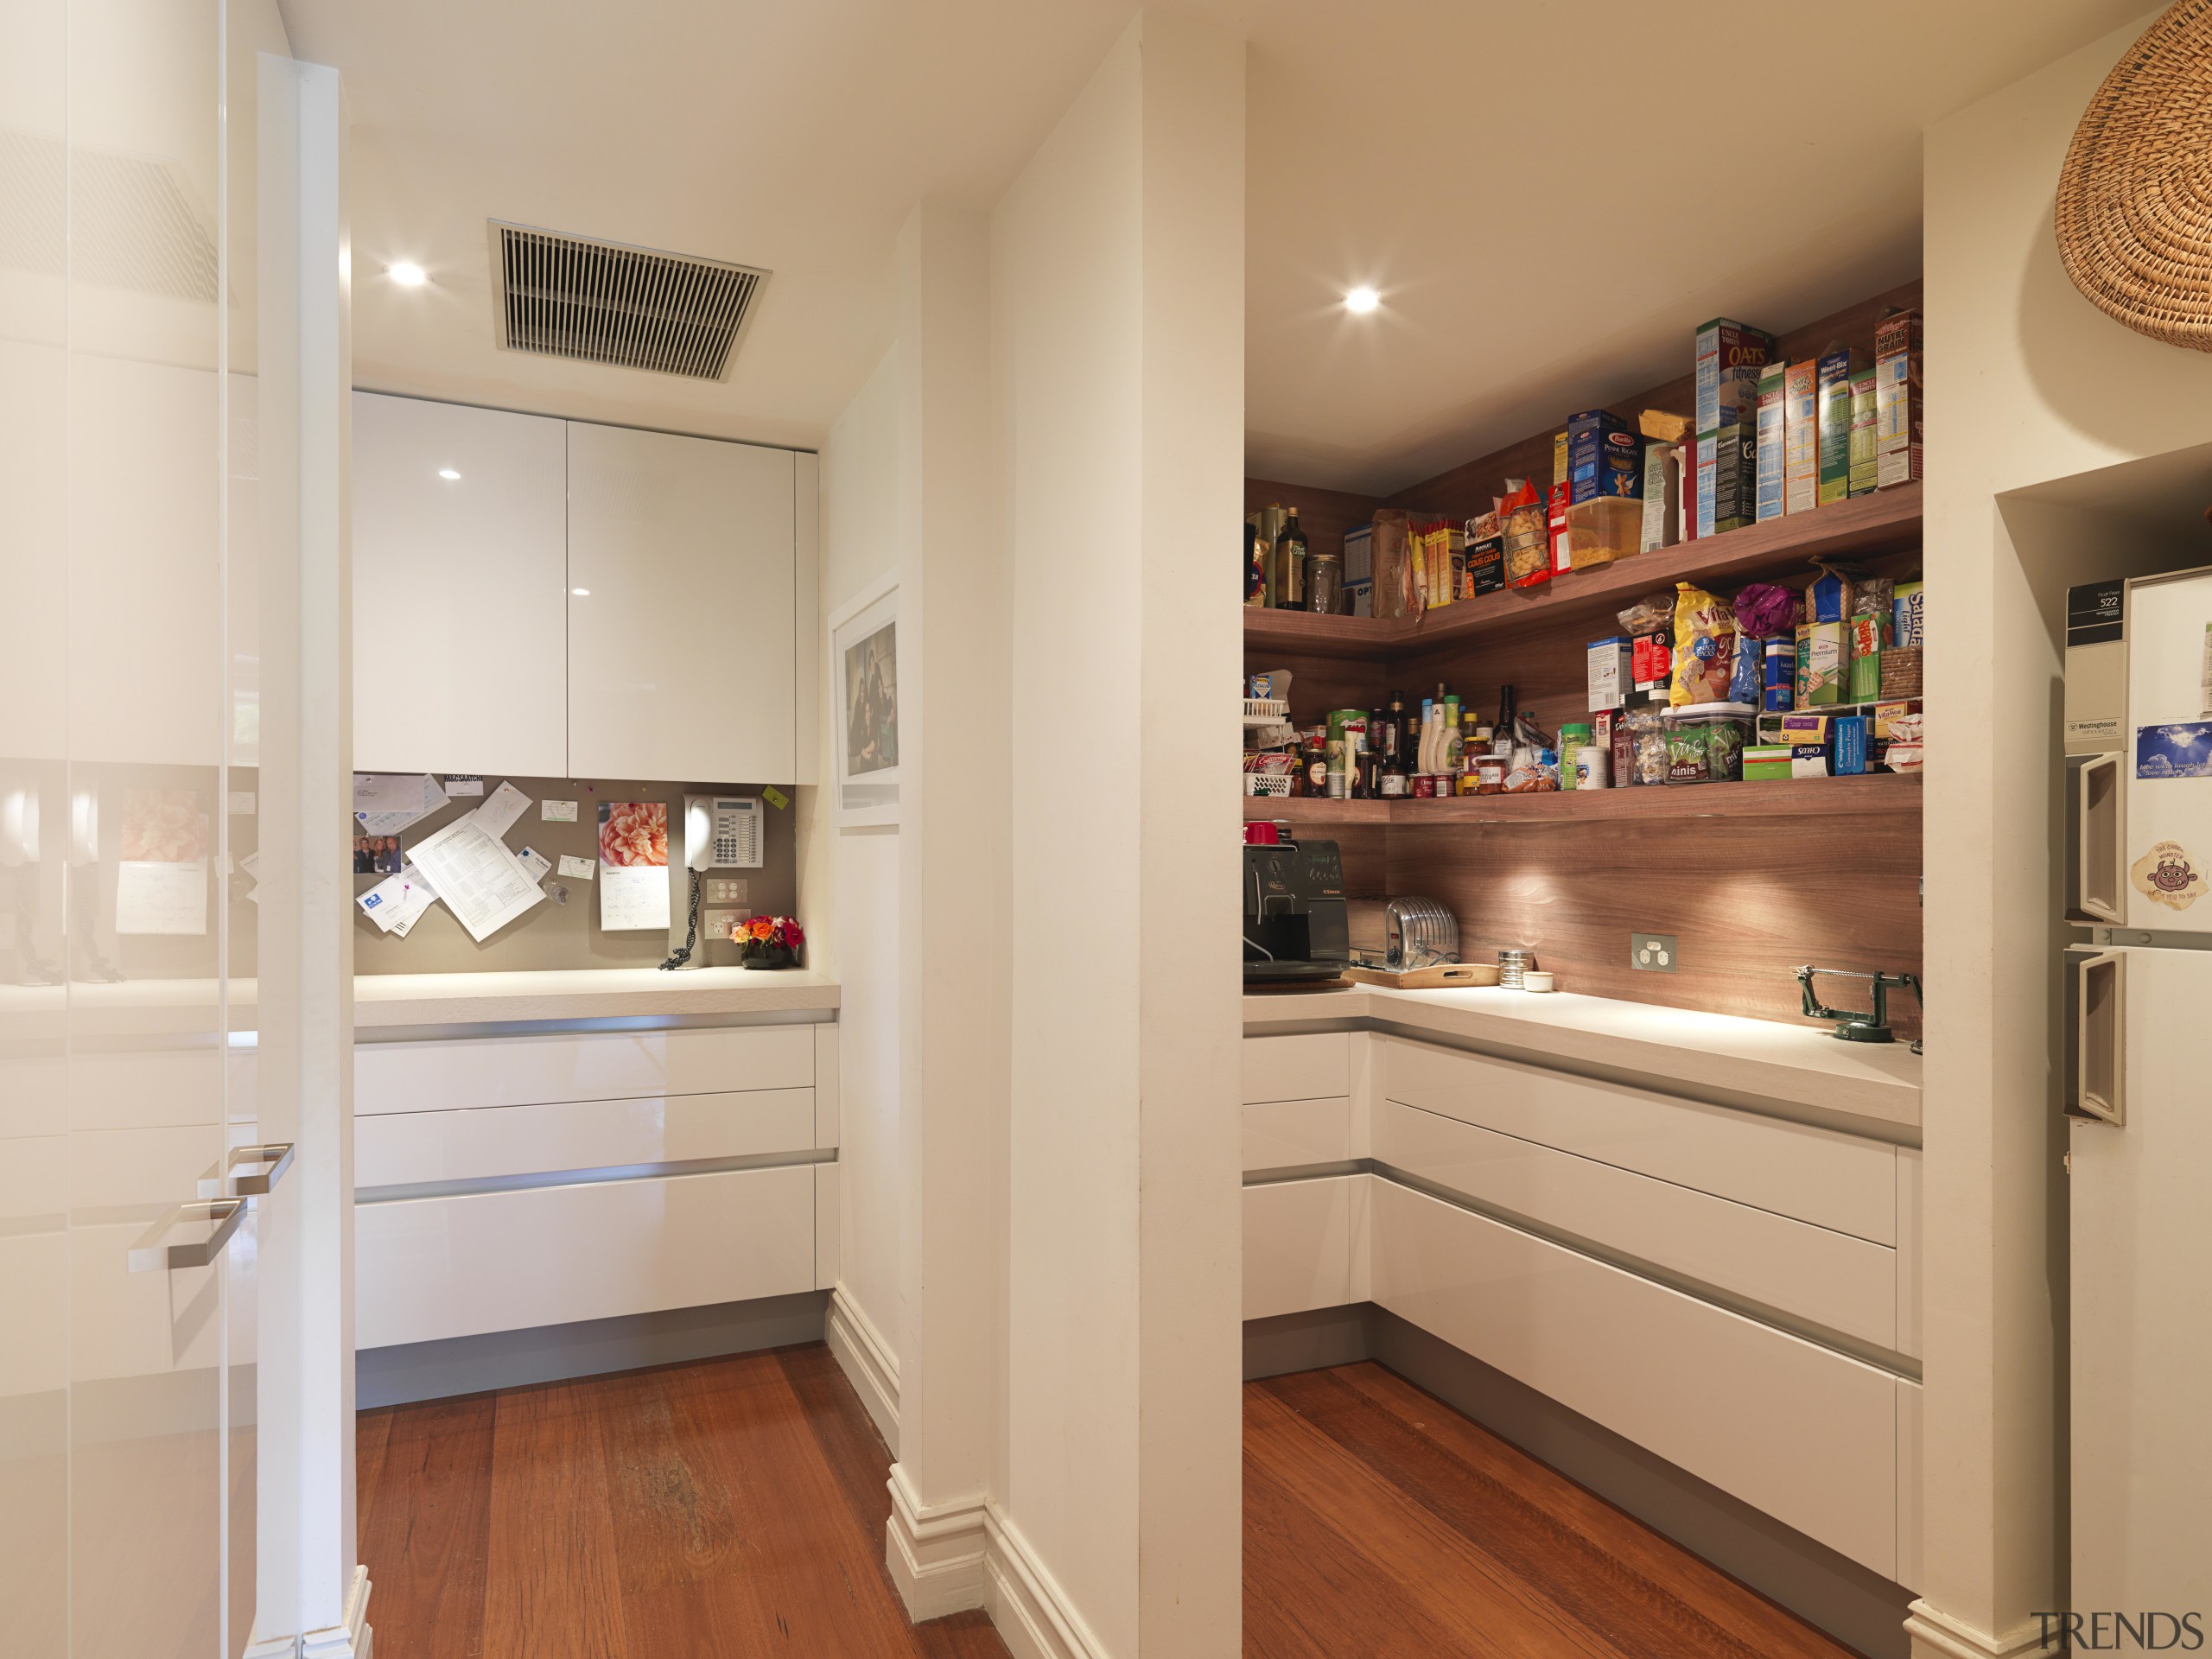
[[566, 423, 797, 783], [351, 392, 569, 775]]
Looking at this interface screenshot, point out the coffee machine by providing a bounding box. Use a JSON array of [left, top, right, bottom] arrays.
[[1243, 836, 1351, 984]]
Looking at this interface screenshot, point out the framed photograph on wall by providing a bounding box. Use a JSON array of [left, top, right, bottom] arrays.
[[829, 572, 900, 828]]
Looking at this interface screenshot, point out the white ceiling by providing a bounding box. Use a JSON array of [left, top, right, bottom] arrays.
[[282, 0, 2148, 490]]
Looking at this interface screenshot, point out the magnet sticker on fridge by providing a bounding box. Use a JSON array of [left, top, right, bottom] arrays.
[[2132, 841, 2209, 912], [2135, 722, 2212, 779]]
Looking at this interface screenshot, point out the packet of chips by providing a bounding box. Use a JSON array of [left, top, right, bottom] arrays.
[[1669, 582, 1739, 707]]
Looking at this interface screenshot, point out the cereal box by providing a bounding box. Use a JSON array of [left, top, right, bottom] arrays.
[[1818, 346, 1872, 506], [1755, 363, 1788, 523], [1694, 420, 1758, 538], [1874, 308, 1923, 488], [1783, 359, 1820, 515], [1848, 370, 1879, 496], [1695, 319, 1777, 435]]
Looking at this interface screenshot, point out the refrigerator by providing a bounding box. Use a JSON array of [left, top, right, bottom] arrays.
[[2063, 565, 2212, 1622]]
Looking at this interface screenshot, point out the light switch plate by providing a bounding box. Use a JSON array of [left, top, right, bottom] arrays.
[[1631, 933, 1678, 971]]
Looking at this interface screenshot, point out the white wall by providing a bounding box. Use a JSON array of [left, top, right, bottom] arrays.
[[817, 344, 908, 1387], [994, 14, 1244, 1655], [1919, 12, 2212, 1656]]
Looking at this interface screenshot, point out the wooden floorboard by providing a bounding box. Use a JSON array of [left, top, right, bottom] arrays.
[[359, 1348, 1854, 1659]]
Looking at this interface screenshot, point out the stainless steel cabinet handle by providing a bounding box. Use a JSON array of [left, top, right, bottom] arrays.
[[127, 1198, 247, 1273], [197, 1141, 296, 1199]]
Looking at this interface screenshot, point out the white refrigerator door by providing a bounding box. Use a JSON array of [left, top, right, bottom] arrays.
[[2124, 566, 2212, 931], [2070, 944, 2212, 1618]]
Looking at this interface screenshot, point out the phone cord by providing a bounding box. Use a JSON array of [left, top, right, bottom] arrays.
[[658, 868, 702, 972]]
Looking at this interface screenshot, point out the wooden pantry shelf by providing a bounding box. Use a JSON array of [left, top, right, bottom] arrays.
[[1243, 770, 1920, 826], [1243, 481, 1923, 663]]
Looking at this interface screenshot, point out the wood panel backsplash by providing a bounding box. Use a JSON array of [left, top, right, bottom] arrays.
[[1385, 810, 1923, 1039]]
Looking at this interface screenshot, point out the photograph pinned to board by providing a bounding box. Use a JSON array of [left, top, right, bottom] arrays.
[[353, 834, 405, 875], [405, 813, 546, 942], [830, 570, 899, 827], [116, 788, 208, 936], [353, 772, 447, 836], [598, 801, 671, 931]]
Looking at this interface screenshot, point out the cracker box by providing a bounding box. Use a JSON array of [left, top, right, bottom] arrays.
[[1848, 370, 1879, 496], [1882, 646, 1924, 697], [1847, 613, 1885, 702], [1744, 745, 1795, 782], [1755, 363, 1788, 523], [1791, 743, 1835, 779], [1892, 580, 1925, 648], [1695, 319, 1777, 435], [1694, 421, 1758, 537], [1587, 637, 1634, 712], [1834, 715, 1869, 776], [1874, 308, 1923, 488], [1553, 429, 1570, 490], [1568, 409, 1643, 504], [1783, 360, 1820, 514], [1818, 346, 1872, 506]]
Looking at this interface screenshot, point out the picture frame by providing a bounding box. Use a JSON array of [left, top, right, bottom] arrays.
[[828, 570, 901, 828]]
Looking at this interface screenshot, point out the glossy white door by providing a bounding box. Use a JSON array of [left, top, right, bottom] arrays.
[[565, 423, 798, 783], [2071, 946, 2212, 1618], [2122, 566, 2212, 932], [0, 0, 277, 1651], [351, 393, 569, 775]]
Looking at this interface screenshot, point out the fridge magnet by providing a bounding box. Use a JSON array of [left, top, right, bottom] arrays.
[[830, 571, 900, 828], [598, 801, 671, 931], [2135, 721, 2212, 779], [2132, 840, 2209, 912], [116, 788, 209, 936]]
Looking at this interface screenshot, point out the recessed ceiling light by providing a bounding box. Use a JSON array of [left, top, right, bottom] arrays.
[[389, 261, 427, 287], [1344, 286, 1380, 315], [571, 588, 590, 597], [437, 467, 461, 480]]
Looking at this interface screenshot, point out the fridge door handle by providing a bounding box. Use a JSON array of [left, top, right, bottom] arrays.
[[2074, 752, 2125, 924], [2070, 949, 2126, 1127]]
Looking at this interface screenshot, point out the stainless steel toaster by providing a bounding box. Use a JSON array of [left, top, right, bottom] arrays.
[[1383, 898, 1459, 970]]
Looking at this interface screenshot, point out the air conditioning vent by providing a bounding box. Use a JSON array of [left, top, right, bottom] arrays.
[[489, 220, 768, 381]]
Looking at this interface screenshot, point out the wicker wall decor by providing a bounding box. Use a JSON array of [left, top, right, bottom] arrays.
[[2055, 0, 2212, 352]]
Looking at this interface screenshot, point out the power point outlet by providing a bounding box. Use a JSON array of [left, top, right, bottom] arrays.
[[1631, 933, 1679, 972], [702, 908, 751, 942], [705, 877, 749, 906]]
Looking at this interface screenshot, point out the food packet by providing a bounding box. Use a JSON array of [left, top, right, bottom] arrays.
[[1627, 710, 1670, 785], [1732, 582, 1800, 639], [1500, 479, 1550, 588], [1728, 632, 1763, 704], [1851, 577, 1895, 621], [1617, 592, 1675, 634], [1669, 582, 1739, 708]]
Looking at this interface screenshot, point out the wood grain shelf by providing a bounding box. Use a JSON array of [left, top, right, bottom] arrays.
[[1243, 482, 1923, 663], [1243, 771, 1920, 825]]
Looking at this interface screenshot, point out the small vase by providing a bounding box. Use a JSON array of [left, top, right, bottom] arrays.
[[742, 943, 795, 971]]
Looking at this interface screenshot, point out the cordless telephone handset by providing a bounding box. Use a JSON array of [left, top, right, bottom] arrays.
[[661, 796, 766, 971]]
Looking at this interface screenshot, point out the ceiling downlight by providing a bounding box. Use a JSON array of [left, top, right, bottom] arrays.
[[488, 219, 769, 381]]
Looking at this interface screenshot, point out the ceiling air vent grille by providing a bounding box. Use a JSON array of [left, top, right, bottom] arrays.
[[490, 220, 768, 381]]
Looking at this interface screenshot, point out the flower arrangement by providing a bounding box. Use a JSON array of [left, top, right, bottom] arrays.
[[739, 914, 805, 969]]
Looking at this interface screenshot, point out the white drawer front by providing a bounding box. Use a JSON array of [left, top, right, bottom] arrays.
[[1243, 1177, 1353, 1320], [355, 1089, 816, 1189], [356, 1164, 816, 1349], [1372, 1101, 1897, 1348], [1378, 1035, 1896, 1243], [1243, 1033, 1350, 1105], [1896, 1147, 1922, 1360], [1243, 1096, 1352, 1173], [1369, 1179, 1897, 1578], [1897, 1376, 1923, 1592], [355, 1024, 815, 1116]]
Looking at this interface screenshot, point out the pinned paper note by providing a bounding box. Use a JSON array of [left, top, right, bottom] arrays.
[[229, 791, 256, 816], [407, 816, 546, 941], [470, 781, 531, 838], [761, 785, 789, 810], [442, 775, 485, 798], [557, 855, 595, 880], [356, 864, 440, 938], [354, 772, 448, 836], [515, 846, 552, 882], [542, 799, 578, 823]]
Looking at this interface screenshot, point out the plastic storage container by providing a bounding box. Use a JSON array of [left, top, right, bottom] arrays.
[[1661, 702, 1755, 785]]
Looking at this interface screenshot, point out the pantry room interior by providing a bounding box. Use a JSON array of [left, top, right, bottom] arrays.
[[7, 3, 2212, 1658]]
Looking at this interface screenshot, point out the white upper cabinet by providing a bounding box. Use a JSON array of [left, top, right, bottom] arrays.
[[565, 423, 797, 784], [351, 393, 569, 776]]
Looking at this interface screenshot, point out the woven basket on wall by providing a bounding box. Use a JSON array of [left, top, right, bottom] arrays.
[[2055, 0, 2212, 352]]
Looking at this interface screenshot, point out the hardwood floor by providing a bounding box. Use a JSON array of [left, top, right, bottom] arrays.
[[1245, 1363, 1858, 1659], [359, 1349, 1855, 1659], [355, 1344, 1008, 1658]]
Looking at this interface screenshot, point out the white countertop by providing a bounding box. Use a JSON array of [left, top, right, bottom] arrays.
[[1245, 983, 1922, 1133], [0, 968, 839, 1040], [353, 967, 840, 1027]]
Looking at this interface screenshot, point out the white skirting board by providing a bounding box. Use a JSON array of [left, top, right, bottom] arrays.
[[882, 1465, 1113, 1659], [825, 1283, 900, 1454]]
